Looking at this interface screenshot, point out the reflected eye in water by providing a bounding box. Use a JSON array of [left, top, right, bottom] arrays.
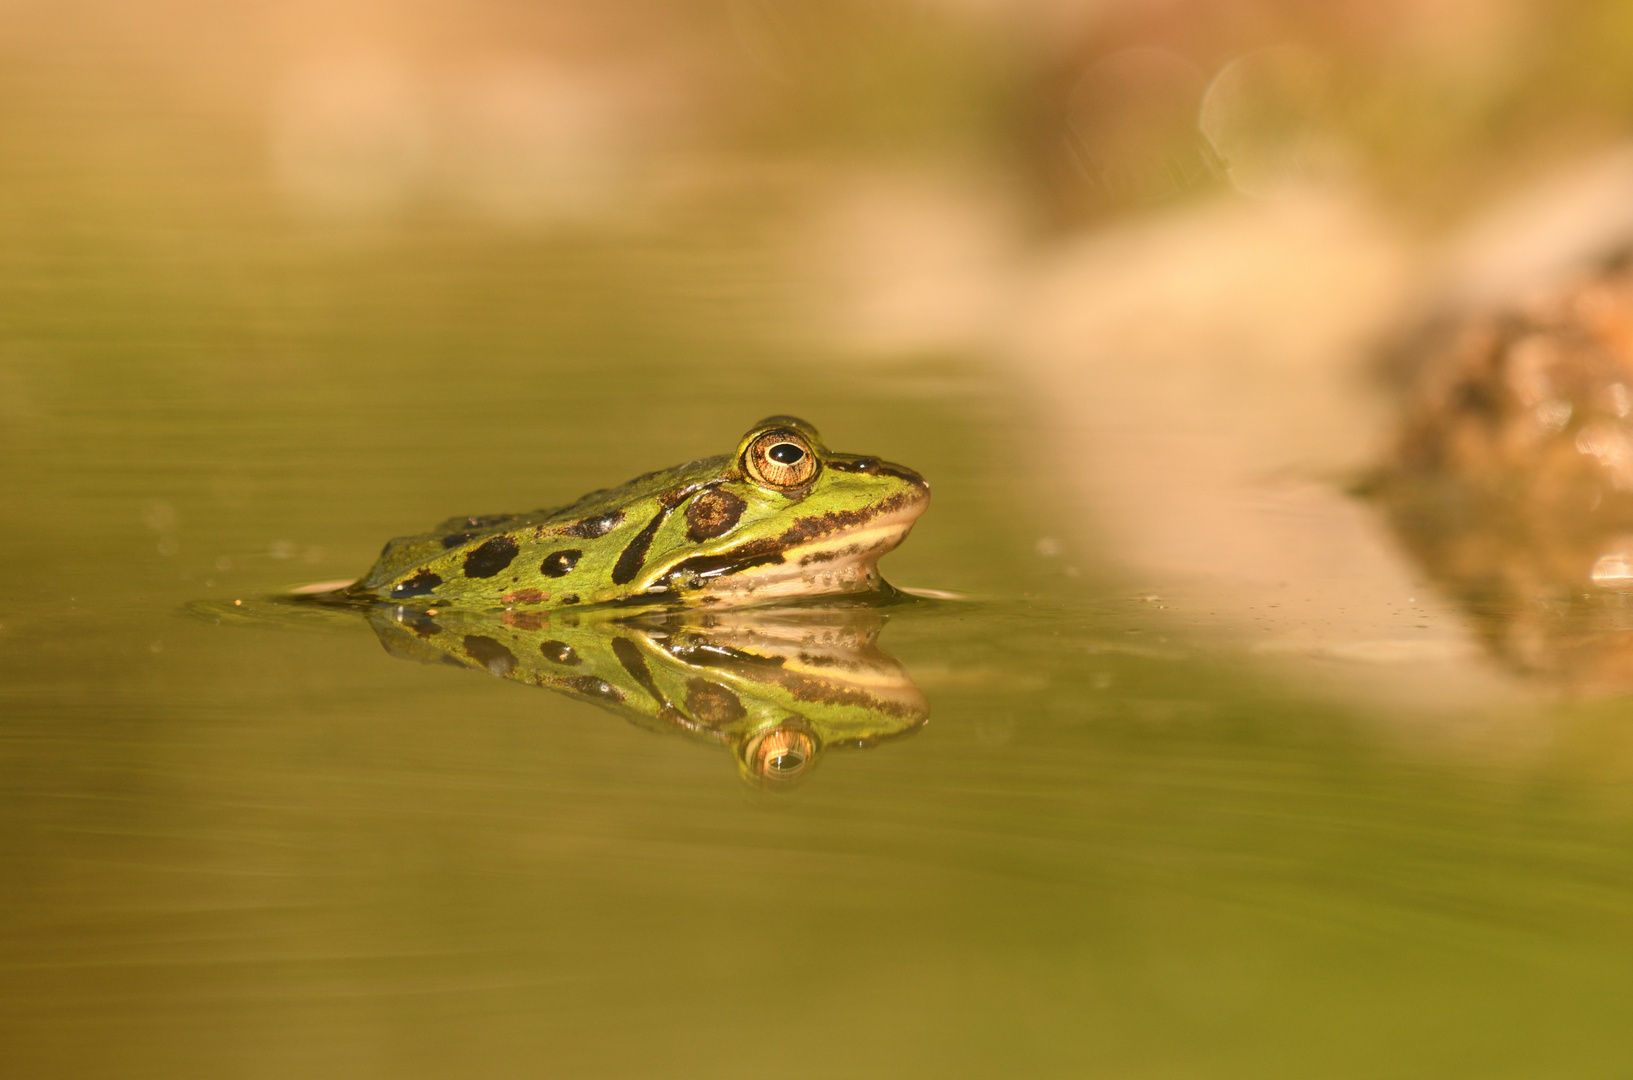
[[738, 723, 820, 789]]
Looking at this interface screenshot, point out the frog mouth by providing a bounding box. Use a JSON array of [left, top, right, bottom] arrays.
[[646, 489, 928, 602]]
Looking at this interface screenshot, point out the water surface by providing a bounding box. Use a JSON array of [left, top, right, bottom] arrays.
[[5, 39, 1633, 1080]]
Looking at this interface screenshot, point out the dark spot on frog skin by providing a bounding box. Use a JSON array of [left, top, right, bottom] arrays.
[[800, 545, 852, 565], [666, 638, 785, 669], [391, 570, 442, 598], [539, 640, 580, 666], [501, 588, 548, 604], [463, 535, 519, 578], [562, 511, 624, 539], [767, 669, 918, 718], [540, 549, 581, 577], [685, 487, 747, 542], [796, 651, 854, 670], [656, 704, 690, 728], [611, 636, 666, 704], [463, 635, 517, 676], [561, 594, 580, 605], [611, 508, 671, 585], [441, 532, 474, 549], [501, 610, 548, 631], [561, 674, 624, 702], [774, 490, 923, 548], [684, 678, 747, 728], [663, 540, 786, 583], [658, 480, 712, 510]]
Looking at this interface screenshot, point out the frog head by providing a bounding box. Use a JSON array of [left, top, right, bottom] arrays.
[[629, 415, 932, 606]]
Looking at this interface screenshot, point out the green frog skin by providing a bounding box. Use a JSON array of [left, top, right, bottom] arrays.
[[343, 417, 929, 611], [366, 603, 928, 787]]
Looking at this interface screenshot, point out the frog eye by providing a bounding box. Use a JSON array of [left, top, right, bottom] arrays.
[[744, 432, 818, 489]]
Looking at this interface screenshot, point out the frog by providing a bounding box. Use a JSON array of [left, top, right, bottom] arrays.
[[337, 416, 930, 612], [365, 601, 928, 788]]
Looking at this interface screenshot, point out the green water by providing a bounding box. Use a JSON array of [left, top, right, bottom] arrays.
[[5, 51, 1633, 1080]]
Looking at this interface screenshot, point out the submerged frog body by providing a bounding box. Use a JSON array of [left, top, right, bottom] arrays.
[[366, 603, 928, 787], [345, 417, 929, 611]]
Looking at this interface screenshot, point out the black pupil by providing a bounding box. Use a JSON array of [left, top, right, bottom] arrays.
[[768, 442, 805, 465]]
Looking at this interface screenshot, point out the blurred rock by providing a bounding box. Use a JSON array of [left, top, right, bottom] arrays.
[[1001, 189, 1516, 709], [1376, 244, 1633, 692]]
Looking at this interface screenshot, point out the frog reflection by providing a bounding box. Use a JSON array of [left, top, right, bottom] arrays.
[[1373, 252, 1633, 691], [363, 603, 928, 787]]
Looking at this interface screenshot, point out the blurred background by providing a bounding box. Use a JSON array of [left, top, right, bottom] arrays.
[[9, 0, 1633, 1076]]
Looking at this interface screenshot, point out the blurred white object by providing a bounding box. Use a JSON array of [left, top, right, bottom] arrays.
[[270, 56, 430, 217], [269, 55, 670, 224], [1200, 45, 1353, 199], [1442, 144, 1633, 306], [800, 172, 1026, 356]]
